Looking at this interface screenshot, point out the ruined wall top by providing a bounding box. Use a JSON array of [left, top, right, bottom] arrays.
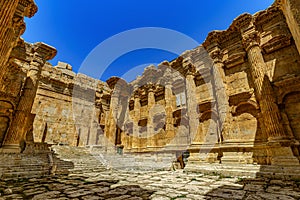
[[203, 6, 287, 51]]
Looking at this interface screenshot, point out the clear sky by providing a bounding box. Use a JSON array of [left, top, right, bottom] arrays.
[[23, 0, 274, 81]]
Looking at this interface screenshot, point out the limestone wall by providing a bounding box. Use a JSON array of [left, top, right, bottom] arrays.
[[0, 0, 298, 172], [276, 0, 300, 53], [32, 62, 111, 147], [26, 4, 300, 168], [101, 5, 300, 167]]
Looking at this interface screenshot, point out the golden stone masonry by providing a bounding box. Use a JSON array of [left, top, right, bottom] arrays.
[[0, 0, 300, 179]]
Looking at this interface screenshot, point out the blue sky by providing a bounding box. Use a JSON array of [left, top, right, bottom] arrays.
[[23, 0, 274, 81]]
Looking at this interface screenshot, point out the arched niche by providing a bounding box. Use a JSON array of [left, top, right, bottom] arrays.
[[194, 110, 219, 144], [226, 101, 260, 142], [283, 92, 300, 140]]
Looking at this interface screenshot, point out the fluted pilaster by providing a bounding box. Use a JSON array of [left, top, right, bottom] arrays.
[[0, 0, 37, 84], [243, 32, 286, 140], [165, 83, 175, 141], [243, 31, 299, 165], [210, 47, 229, 143], [186, 70, 198, 144], [3, 43, 56, 152], [147, 87, 155, 148], [132, 91, 140, 149], [105, 91, 119, 144]]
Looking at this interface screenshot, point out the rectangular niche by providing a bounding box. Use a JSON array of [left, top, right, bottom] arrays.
[[138, 118, 148, 133]]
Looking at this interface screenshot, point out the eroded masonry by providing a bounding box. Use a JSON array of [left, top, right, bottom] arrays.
[[0, 0, 300, 179]]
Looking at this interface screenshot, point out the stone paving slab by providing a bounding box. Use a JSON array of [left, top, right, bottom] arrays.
[[0, 170, 300, 199]]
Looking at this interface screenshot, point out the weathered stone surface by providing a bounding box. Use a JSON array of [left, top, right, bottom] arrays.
[[0, 170, 300, 200], [20, 3, 300, 178], [0, 0, 300, 189]]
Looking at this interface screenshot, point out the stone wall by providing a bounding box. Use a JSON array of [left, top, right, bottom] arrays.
[[1, 0, 300, 178], [32, 62, 112, 147], [0, 0, 74, 179], [0, 0, 58, 153], [98, 5, 300, 168], [26, 3, 300, 170], [276, 0, 300, 53]]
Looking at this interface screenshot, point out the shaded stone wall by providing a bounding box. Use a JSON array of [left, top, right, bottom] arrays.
[[0, 1, 75, 179], [0, 0, 37, 83], [275, 0, 300, 53], [0, 0, 58, 152], [32, 62, 111, 147]]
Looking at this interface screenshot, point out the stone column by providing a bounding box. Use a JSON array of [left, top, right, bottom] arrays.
[[2, 43, 56, 153], [126, 97, 134, 151], [0, 0, 20, 81], [209, 45, 229, 143], [186, 70, 198, 145], [243, 31, 299, 165], [147, 87, 155, 149], [185, 69, 201, 166], [131, 91, 140, 150], [0, 0, 37, 83], [164, 82, 175, 146], [105, 91, 119, 145], [200, 45, 229, 163]]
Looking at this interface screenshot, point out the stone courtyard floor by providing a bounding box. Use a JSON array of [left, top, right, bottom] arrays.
[[1, 169, 300, 200]]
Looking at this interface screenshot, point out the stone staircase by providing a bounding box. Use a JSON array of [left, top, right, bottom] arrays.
[[184, 163, 261, 178], [90, 146, 176, 171], [184, 162, 300, 180], [0, 143, 74, 180], [52, 145, 107, 175], [52, 145, 177, 174]]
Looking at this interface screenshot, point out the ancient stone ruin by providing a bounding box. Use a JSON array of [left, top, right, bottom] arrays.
[[0, 0, 300, 184]]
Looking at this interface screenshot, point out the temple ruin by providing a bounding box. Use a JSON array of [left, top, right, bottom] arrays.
[[0, 0, 300, 180]]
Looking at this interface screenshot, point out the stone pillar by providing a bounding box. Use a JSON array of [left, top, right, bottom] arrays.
[[132, 91, 140, 150], [198, 45, 229, 163], [0, 0, 37, 83], [2, 43, 56, 153], [243, 31, 299, 165], [186, 70, 198, 145], [185, 69, 201, 166], [0, 0, 20, 81], [147, 87, 155, 149], [126, 97, 134, 151], [105, 91, 119, 145], [209, 45, 229, 143], [164, 83, 176, 146]]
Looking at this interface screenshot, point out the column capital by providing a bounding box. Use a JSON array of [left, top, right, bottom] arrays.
[[33, 42, 57, 61], [186, 69, 195, 78], [134, 90, 140, 99], [209, 47, 223, 64], [242, 31, 261, 52], [111, 91, 119, 99], [148, 88, 154, 93], [146, 83, 155, 93]]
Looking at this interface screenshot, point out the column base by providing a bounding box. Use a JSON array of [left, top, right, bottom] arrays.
[[221, 152, 254, 164], [268, 146, 300, 165], [146, 146, 163, 152], [0, 144, 22, 153], [267, 139, 300, 165]]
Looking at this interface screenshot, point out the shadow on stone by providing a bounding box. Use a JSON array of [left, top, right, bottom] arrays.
[[0, 175, 155, 200], [203, 177, 300, 200]]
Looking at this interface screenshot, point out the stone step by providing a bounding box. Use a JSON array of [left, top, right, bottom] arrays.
[[52, 145, 177, 173]]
